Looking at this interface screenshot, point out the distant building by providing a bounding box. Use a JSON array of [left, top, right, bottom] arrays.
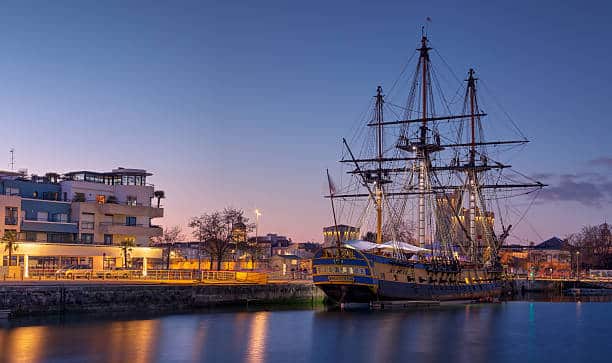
[[287, 242, 321, 259], [323, 224, 359, 247], [231, 222, 247, 243], [248, 233, 292, 257], [270, 254, 311, 278], [500, 237, 572, 277]]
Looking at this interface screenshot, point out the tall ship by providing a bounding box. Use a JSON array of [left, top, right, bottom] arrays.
[[313, 31, 545, 303]]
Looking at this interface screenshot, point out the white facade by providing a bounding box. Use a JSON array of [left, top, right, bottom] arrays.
[[60, 168, 163, 247], [60, 180, 155, 206]]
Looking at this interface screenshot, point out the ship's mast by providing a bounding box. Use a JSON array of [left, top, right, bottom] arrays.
[[467, 69, 478, 255], [329, 33, 546, 261], [375, 86, 384, 244], [418, 35, 431, 248]]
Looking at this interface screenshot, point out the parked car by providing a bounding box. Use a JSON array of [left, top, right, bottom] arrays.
[[55, 265, 93, 279], [93, 267, 137, 279]]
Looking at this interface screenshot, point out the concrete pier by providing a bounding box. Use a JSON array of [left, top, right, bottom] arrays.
[[0, 282, 324, 317]]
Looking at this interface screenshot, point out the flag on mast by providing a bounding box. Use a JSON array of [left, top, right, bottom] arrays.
[[327, 171, 337, 196]]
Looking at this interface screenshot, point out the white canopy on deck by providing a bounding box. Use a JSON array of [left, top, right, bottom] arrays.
[[382, 241, 430, 254], [343, 240, 430, 254], [343, 240, 379, 251]]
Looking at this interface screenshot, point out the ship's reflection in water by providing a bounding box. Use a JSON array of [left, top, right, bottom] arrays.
[[0, 301, 610, 363]]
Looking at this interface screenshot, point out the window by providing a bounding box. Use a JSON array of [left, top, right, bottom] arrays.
[[82, 233, 94, 244], [103, 214, 113, 224], [73, 193, 86, 202], [5, 187, 19, 196], [104, 234, 113, 245], [96, 195, 106, 204], [126, 196, 137, 206], [4, 207, 18, 225], [81, 213, 95, 229], [53, 213, 68, 223], [37, 211, 49, 222], [25, 232, 37, 241], [126, 216, 137, 226], [47, 233, 71, 243], [32, 191, 38, 198]]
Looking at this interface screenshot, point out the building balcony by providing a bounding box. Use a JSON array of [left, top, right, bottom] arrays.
[[100, 202, 163, 218], [98, 222, 163, 237], [21, 219, 79, 234], [72, 201, 163, 218]]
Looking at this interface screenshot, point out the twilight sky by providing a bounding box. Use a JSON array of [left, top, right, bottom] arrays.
[[2, 0, 611, 244]]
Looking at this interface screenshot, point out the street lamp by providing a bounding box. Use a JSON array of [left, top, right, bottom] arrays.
[[576, 251, 580, 280], [254, 209, 262, 245]]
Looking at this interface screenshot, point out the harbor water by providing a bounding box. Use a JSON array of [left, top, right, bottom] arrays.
[[0, 300, 610, 363]]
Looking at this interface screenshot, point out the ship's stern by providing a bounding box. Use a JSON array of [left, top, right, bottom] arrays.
[[312, 246, 377, 303]]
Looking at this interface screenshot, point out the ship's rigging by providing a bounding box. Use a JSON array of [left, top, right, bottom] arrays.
[[326, 33, 545, 264]]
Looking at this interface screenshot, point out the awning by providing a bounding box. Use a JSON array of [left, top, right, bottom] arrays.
[[382, 241, 430, 254], [343, 240, 380, 251]]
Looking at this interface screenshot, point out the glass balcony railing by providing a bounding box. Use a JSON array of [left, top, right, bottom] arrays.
[[99, 222, 157, 228], [23, 217, 74, 224], [74, 198, 159, 208]]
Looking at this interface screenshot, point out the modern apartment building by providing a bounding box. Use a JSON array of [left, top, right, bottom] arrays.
[[0, 168, 163, 247]]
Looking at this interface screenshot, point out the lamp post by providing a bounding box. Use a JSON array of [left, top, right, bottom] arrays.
[[254, 209, 262, 245], [576, 251, 580, 280]]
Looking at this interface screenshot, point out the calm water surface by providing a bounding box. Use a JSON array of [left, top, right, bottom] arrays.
[[0, 301, 610, 363]]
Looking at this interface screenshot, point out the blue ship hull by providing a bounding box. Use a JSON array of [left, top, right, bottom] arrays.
[[317, 279, 501, 303], [313, 247, 502, 303]]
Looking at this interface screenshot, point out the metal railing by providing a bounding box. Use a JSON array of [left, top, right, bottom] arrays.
[[23, 217, 75, 224], [267, 270, 312, 281], [21, 268, 269, 284], [76, 199, 161, 208], [99, 222, 146, 227]]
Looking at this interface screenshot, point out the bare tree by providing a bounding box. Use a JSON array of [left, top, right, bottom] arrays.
[[566, 223, 612, 269], [237, 240, 267, 270], [189, 207, 253, 271], [362, 222, 417, 244], [188, 215, 209, 272], [152, 225, 186, 269], [362, 231, 376, 243]]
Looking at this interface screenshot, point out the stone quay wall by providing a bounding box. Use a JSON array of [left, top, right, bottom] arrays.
[[0, 283, 325, 317]]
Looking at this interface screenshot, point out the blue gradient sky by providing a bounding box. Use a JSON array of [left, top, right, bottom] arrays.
[[2, 1, 611, 243]]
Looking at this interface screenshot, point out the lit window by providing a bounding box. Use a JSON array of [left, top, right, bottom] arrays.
[[96, 195, 106, 204]]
